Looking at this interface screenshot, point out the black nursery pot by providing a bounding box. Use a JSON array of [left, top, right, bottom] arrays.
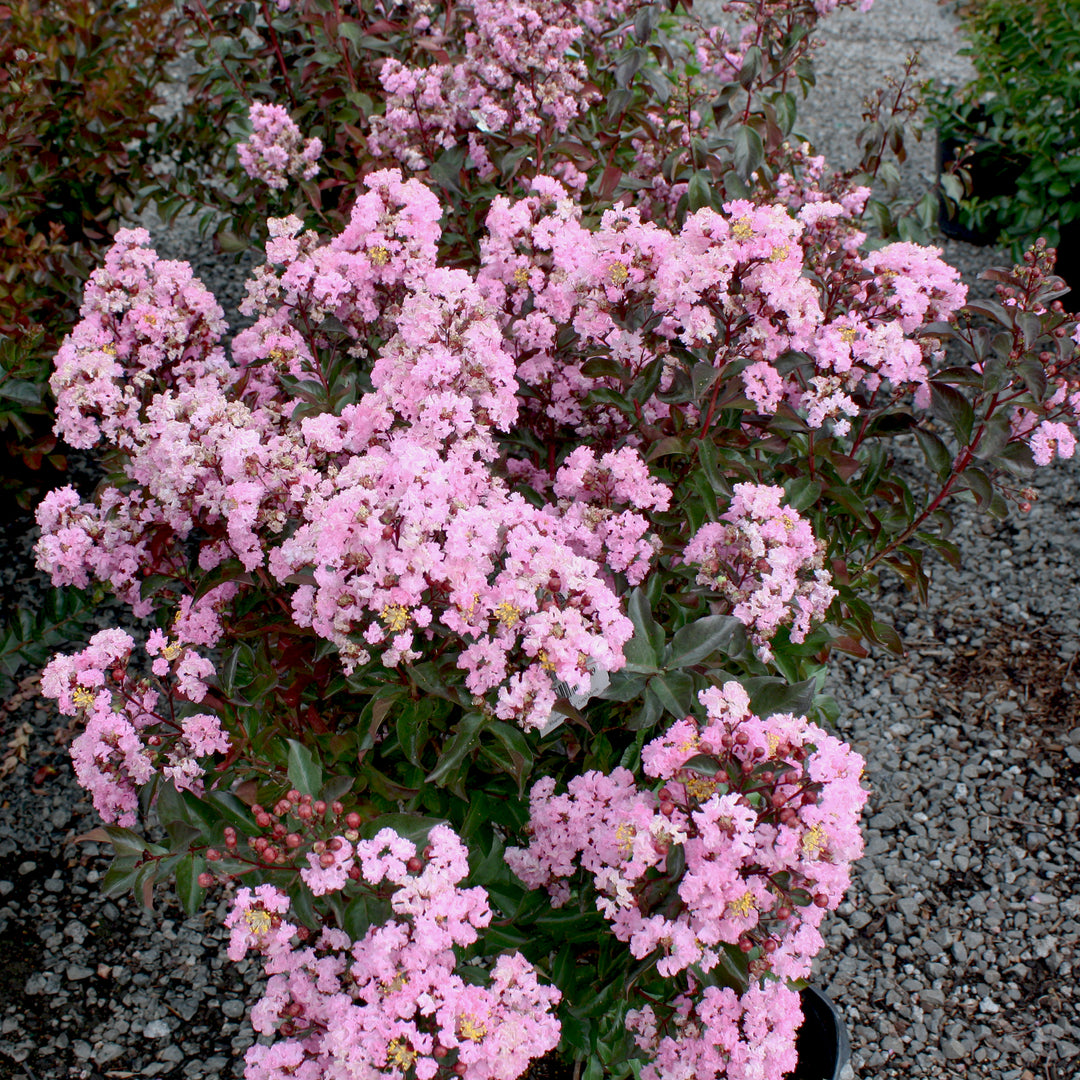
[[786, 986, 851, 1080], [936, 110, 1031, 246]]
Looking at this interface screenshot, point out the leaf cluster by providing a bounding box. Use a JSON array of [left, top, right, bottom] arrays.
[[925, 0, 1080, 251], [0, 0, 182, 497]]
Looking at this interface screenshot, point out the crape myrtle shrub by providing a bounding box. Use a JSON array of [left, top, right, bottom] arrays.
[[0, 0, 182, 503], [31, 1, 1080, 1080]]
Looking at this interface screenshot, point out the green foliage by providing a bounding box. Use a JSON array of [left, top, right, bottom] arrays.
[[926, 0, 1080, 251], [0, 584, 99, 698]]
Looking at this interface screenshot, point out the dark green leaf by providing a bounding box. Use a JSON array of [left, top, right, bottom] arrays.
[[286, 740, 323, 797], [358, 813, 446, 847], [481, 720, 534, 795], [648, 670, 695, 718], [746, 676, 817, 720], [930, 383, 975, 446], [687, 170, 713, 212], [732, 125, 764, 182], [783, 475, 822, 512], [425, 712, 487, 794], [666, 615, 747, 668], [914, 427, 953, 482], [100, 855, 140, 899], [1015, 358, 1047, 401], [973, 413, 1011, 461], [175, 855, 206, 915], [680, 753, 720, 777], [961, 466, 993, 508]]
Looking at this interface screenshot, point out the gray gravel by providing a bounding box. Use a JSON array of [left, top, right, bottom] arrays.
[[2, 1, 1078, 1079]]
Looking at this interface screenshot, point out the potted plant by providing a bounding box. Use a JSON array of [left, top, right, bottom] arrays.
[[927, 0, 1080, 287]]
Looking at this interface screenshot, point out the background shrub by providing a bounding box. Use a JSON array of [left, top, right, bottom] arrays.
[[0, 0, 181, 506]]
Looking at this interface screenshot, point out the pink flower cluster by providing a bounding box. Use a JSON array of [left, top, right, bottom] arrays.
[[225, 825, 561, 1080], [507, 680, 866, 1079], [625, 981, 803, 1080], [38, 172, 643, 732], [237, 102, 323, 191], [474, 177, 968, 445], [40, 630, 229, 825], [367, 0, 631, 176], [683, 483, 837, 661]]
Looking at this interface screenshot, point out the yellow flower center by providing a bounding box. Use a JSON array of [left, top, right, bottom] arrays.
[[684, 776, 717, 801], [615, 822, 637, 856], [244, 908, 273, 935], [727, 890, 755, 918], [369, 245, 391, 266], [386, 1038, 417, 1068], [494, 601, 521, 627], [839, 326, 858, 344], [72, 687, 97, 709], [731, 218, 754, 241], [459, 1015, 488, 1042], [801, 824, 827, 857], [537, 650, 556, 673], [161, 640, 183, 661], [769, 244, 789, 262], [381, 604, 410, 633], [608, 261, 629, 286], [513, 267, 530, 287]]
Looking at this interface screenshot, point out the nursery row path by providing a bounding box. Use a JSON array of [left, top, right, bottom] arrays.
[[0, 1, 1076, 1079]]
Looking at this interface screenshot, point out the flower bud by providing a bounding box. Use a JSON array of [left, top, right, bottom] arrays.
[[407, 856, 424, 873], [206, 849, 221, 861], [255, 812, 272, 828], [287, 789, 301, 803], [286, 833, 301, 848], [319, 853, 336, 868], [814, 893, 829, 908], [331, 801, 344, 816], [314, 800, 327, 816], [197, 872, 214, 888], [346, 812, 361, 829]]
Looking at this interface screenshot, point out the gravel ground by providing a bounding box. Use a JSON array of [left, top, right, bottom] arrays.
[[2, 1, 1078, 1079]]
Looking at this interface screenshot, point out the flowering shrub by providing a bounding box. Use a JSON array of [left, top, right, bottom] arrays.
[[32, 0, 1080, 1078]]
